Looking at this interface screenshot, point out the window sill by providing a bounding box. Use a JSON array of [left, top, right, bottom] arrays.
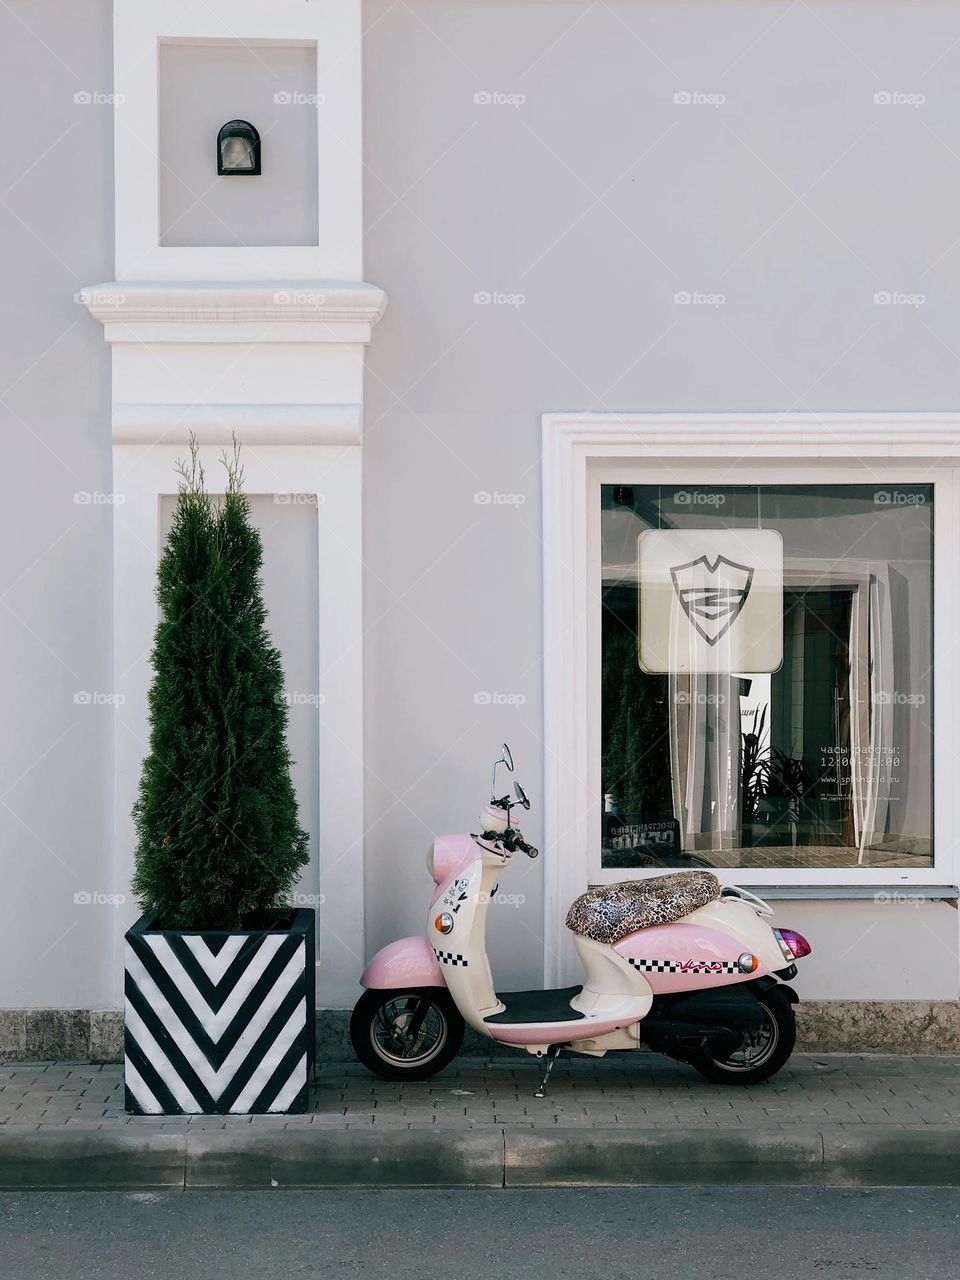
[[740, 884, 958, 902]]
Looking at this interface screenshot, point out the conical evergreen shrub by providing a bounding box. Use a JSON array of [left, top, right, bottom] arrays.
[[131, 442, 309, 930]]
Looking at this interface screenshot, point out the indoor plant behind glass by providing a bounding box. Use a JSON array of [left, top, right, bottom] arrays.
[[123, 442, 313, 1115]]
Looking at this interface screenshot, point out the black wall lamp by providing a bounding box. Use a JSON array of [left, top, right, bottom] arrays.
[[217, 120, 261, 176]]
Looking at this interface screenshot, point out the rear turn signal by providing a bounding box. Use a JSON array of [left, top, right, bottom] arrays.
[[434, 912, 455, 935], [737, 952, 759, 973], [775, 928, 812, 960]]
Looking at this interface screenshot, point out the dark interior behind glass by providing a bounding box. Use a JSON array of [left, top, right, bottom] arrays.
[[600, 484, 934, 870]]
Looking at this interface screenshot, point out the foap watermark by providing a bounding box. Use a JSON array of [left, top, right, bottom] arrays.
[[474, 90, 526, 108], [289, 891, 325, 907], [673, 490, 725, 507], [874, 90, 925, 108], [474, 691, 526, 707], [274, 493, 323, 506], [674, 90, 725, 108], [674, 689, 726, 707], [74, 691, 125, 706], [74, 90, 125, 106], [474, 290, 526, 308], [874, 290, 925, 308], [75, 288, 125, 307], [74, 890, 126, 906], [278, 690, 326, 708], [874, 489, 927, 506], [274, 90, 326, 106], [873, 890, 924, 907], [474, 490, 526, 507], [74, 490, 125, 506], [478, 890, 526, 908], [674, 290, 725, 308], [273, 289, 327, 306], [876, 690, 926, 706]]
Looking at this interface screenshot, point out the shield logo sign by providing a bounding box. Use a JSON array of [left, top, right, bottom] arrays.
[[638, 529, 782, 673], [670, 555, 754, 646]]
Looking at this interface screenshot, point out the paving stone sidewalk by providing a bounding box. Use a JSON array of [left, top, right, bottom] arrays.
[[2, 1054, 959, 1133]]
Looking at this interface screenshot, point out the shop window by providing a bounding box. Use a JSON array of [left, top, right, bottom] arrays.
[[600, 484, 933, 871]]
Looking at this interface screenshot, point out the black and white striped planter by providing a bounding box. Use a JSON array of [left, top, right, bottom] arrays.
[[123, 909, 316, 1115]]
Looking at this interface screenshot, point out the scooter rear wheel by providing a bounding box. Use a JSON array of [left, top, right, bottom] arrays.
[[351, 987, 465, 1081], [691, 986, 796, 1085]]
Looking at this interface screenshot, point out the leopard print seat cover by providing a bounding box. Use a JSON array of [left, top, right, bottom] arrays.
[[565, 870, 721, 945]]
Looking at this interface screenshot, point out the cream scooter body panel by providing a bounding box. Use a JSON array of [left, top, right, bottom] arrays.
[[686, 898, 785, 974], [428, 843, 503, 1036], [428, 838, 654, 1048]]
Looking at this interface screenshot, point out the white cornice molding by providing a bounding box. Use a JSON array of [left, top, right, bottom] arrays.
[[544, 412, 960, 455], [80, 281, 388, 343]]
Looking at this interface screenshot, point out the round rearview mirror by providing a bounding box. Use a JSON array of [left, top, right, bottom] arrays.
[[514, 781, 530, 810], [501, 744, 514, 772]]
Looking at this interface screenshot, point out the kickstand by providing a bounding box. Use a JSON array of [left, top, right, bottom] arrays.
[[534, 1045, 561, 1099]]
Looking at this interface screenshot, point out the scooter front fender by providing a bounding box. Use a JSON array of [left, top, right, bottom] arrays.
[[360, 936, 446, 990]]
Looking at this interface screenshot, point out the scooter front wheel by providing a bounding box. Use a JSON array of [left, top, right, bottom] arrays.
[[691, 986, 796, 1086], [350, 987, 465, 1081]]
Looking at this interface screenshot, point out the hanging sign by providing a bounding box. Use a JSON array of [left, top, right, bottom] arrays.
[[638, 528, 783, 674]]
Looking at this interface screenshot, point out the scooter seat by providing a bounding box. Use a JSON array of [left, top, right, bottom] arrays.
[[566, 870, 721, 944]]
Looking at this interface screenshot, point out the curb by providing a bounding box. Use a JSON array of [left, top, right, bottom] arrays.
[[3, 1127, 960, 1189]]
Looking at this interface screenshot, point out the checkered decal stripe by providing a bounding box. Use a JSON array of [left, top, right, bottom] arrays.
[[433, 948, 469, 967], [628, 958, 739, 974]]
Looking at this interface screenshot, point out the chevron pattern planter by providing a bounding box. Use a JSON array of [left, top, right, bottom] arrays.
[[123, 909, 316, 1115]]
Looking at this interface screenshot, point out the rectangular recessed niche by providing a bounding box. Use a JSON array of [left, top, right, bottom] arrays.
[[158, 40, 319, 248]]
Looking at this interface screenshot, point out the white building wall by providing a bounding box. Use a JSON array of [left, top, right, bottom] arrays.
[[2, 0, 960, 1015], [361, 0, 960, 1000], [0, 0, 115, 1008]]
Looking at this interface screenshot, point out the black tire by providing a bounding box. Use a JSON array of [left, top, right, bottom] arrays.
[[350, 987, 465, 1081], [691, 986, 796, 1086]]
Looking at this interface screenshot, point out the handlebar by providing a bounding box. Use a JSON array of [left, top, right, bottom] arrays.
[[502, 829, 539, 859], [482, 759, 537, 857]]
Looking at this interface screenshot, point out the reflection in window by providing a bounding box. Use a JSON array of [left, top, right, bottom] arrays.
[[600, 484, 933, 870]]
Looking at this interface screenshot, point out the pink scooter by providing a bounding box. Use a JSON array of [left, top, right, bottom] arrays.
[[351, 746, 811, 1095]]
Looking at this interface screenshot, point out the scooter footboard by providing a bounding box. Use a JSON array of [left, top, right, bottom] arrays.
[[360, 936, 446, 989]]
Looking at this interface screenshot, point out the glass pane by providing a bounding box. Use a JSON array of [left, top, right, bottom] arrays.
[[600, 484, 934, 870]]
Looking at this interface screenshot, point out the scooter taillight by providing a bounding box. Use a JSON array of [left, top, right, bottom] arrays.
[[775, 928, 812, 959]]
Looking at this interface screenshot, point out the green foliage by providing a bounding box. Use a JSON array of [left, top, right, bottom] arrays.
[[131, 441, 309, 930], [601, 622, 672, 817]]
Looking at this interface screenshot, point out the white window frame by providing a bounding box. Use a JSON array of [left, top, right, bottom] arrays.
[[542, 412, 960, 985]]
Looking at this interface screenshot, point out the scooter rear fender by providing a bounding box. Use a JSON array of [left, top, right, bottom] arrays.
[[360, 936, 447, 990], [752, 975, 799, 1003]]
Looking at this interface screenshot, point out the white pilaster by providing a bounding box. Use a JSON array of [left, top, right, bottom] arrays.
[[82, 0, 383, 1008]]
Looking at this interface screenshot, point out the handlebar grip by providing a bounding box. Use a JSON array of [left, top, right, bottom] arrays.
[[501, 831, 539, 858]]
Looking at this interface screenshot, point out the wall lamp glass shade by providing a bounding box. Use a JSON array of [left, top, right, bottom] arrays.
[[217, 120, 261, 176]]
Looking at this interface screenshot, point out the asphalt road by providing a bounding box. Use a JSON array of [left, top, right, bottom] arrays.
[[1, 1187, 956, 1279]]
